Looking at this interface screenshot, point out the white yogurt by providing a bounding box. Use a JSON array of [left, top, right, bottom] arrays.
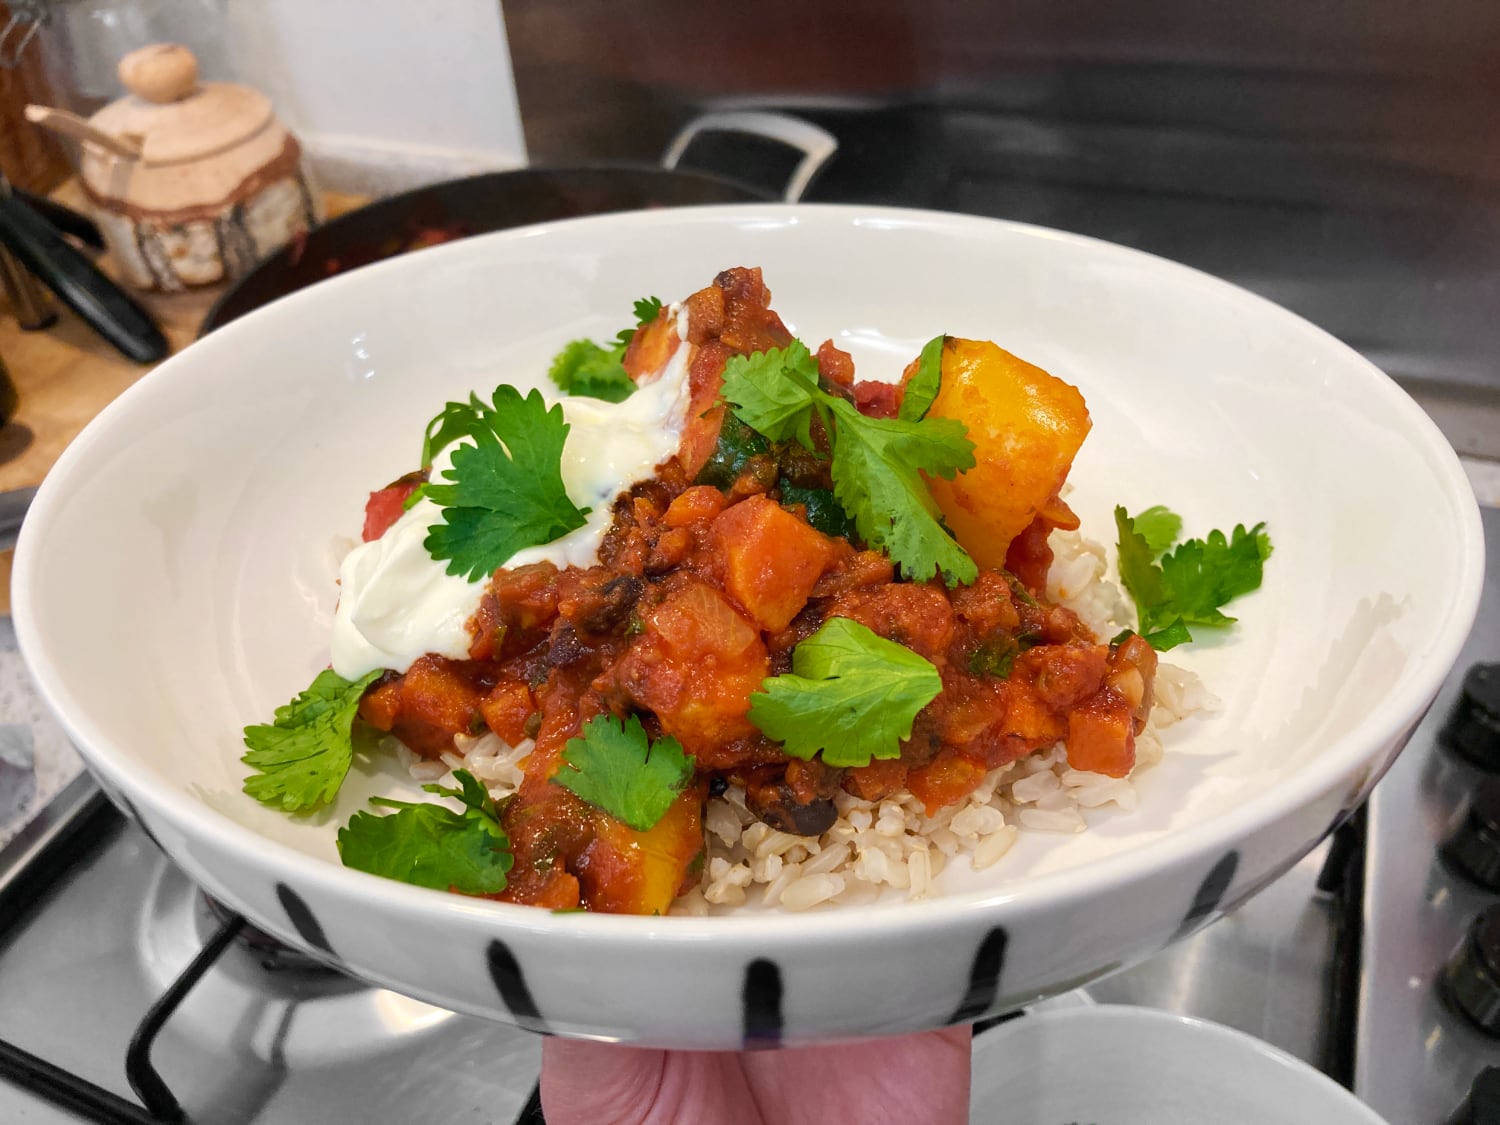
[[330, 310, 692, 680]]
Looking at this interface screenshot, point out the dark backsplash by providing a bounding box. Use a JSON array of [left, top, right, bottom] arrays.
[[501, 0, 1500, 190], [500, 0, 1500, 407]]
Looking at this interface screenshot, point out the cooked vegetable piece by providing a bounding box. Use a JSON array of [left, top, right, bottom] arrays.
[[423, 386, 590, 581], [713, 495, 836, 632], [720, 340, 978, 584], [553, 713, 696, 832], [337, 769, 514, 894], [924, 339, 1091, 569], [242, 669, 380, 813], [748, 616, 943, 768], [576, 788, 705, 915]]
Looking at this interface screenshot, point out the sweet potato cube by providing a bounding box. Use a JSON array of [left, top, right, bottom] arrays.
[[713, 495, 835, 632], [480, 680, 535, 746], [576, 789, 706, 915]]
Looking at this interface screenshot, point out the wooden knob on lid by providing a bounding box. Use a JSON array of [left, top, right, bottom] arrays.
[[118, 44, 199, 104]]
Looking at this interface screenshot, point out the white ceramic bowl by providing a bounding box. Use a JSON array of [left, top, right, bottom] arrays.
[[13, 205, 1483, 1048], [970, 1005, 1388, 1124]]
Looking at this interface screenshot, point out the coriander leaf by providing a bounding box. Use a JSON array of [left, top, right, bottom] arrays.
[[1115, 506, 1170, 629], [748, 617, 942, 768], [424, 385, 590, 581], [422, 392, 494, 468], [1157, 522, 1273, 627], [899, 335, 946, 422], [337, 768, 513, 894], [552, 714, 695, 831], [1132, 504, 1182, 556], [722, 339, 978, 584], [1115, 505, 1272, 650], [242, 669, 381, 813], [720, 341, 826, 449], [613, 295, 664, 347], [826, 397, 977, 585], [547, 338, 635, 403], [549, 295, 664, 402], [1141, 620, 1194, 651]]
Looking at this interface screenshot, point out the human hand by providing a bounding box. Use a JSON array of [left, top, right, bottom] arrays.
[[540, 1023, 972, 1125]]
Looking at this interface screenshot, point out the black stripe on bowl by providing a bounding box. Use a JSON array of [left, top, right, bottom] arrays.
[[948, 926, 1010, 1023], [741, 958, 784, 1048], [487, 939, 550, 1034], [1170, 850, 1241, 943], [276, 882, 336, 955]]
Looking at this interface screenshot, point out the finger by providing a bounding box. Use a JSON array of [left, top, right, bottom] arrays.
[[541, 1038, 666, 1125], [741, 1023, 974, 1125]]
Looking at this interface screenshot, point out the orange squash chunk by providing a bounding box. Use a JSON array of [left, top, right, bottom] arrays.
[[713, 495, 836, 632], [922, 339, 1090, 569], [575, 788, 706, 915]]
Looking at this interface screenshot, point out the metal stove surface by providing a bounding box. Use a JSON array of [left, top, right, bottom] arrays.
[[0, 810, 1339, 1125], [1357, 503, 1500, 1123]]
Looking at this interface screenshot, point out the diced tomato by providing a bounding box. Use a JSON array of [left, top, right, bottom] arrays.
[[362, 480, 421, 541], [816, 339, 856, 389], [853, 380, 901, 418]]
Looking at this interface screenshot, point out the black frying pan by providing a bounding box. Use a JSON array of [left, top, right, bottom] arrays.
[[199, 166, 769, 335], [200, 112, 839, 337]]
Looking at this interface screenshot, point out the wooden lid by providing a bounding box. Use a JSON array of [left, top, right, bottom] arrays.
[[88, 44, 274, 166]]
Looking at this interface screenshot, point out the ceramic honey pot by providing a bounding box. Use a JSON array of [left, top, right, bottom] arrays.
[[28, 43, 321, 291]]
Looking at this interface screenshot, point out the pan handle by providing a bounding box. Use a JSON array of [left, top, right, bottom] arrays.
[[660, 111, 837, 203]]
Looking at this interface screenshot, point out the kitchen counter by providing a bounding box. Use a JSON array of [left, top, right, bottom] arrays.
[[0, 186, 368, 497]]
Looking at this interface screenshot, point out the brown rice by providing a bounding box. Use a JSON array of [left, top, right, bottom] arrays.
[[404, 530, 1218, 913]]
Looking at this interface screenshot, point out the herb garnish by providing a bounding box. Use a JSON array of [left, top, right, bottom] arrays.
[[422, 385, 590, 581], [720, 341, 978, 584], [547, 296, 664, 403], [898, 335, 946, 422], [337, 769, 514, 894], [1115, 504, 1272, 651], [241, 668, 381, 812], [748, 617, 942, 768], [553, 714, 695, 832]]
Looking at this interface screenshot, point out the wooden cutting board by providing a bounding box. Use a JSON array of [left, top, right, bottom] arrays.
[[0, 182, 367, 610]]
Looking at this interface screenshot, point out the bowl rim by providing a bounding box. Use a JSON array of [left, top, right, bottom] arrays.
[[12, 201, 1486, 943], [974, 1003, 1389, 1122]]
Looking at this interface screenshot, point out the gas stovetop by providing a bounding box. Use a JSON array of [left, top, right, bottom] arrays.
[[2, 115, 1499, 1118]]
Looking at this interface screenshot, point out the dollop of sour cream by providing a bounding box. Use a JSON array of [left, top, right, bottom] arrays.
[[330, 308, 693, 680]]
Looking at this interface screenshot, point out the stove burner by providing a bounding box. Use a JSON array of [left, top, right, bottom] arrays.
[[202, 893, 342, 976]]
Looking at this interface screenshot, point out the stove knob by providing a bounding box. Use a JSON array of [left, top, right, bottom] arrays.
[[1445, 1066, 1500, 1125], [1443, 664, 1500, 771], [1444, 906, 1500, 1034], [1442, 780, 1500, 890]]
